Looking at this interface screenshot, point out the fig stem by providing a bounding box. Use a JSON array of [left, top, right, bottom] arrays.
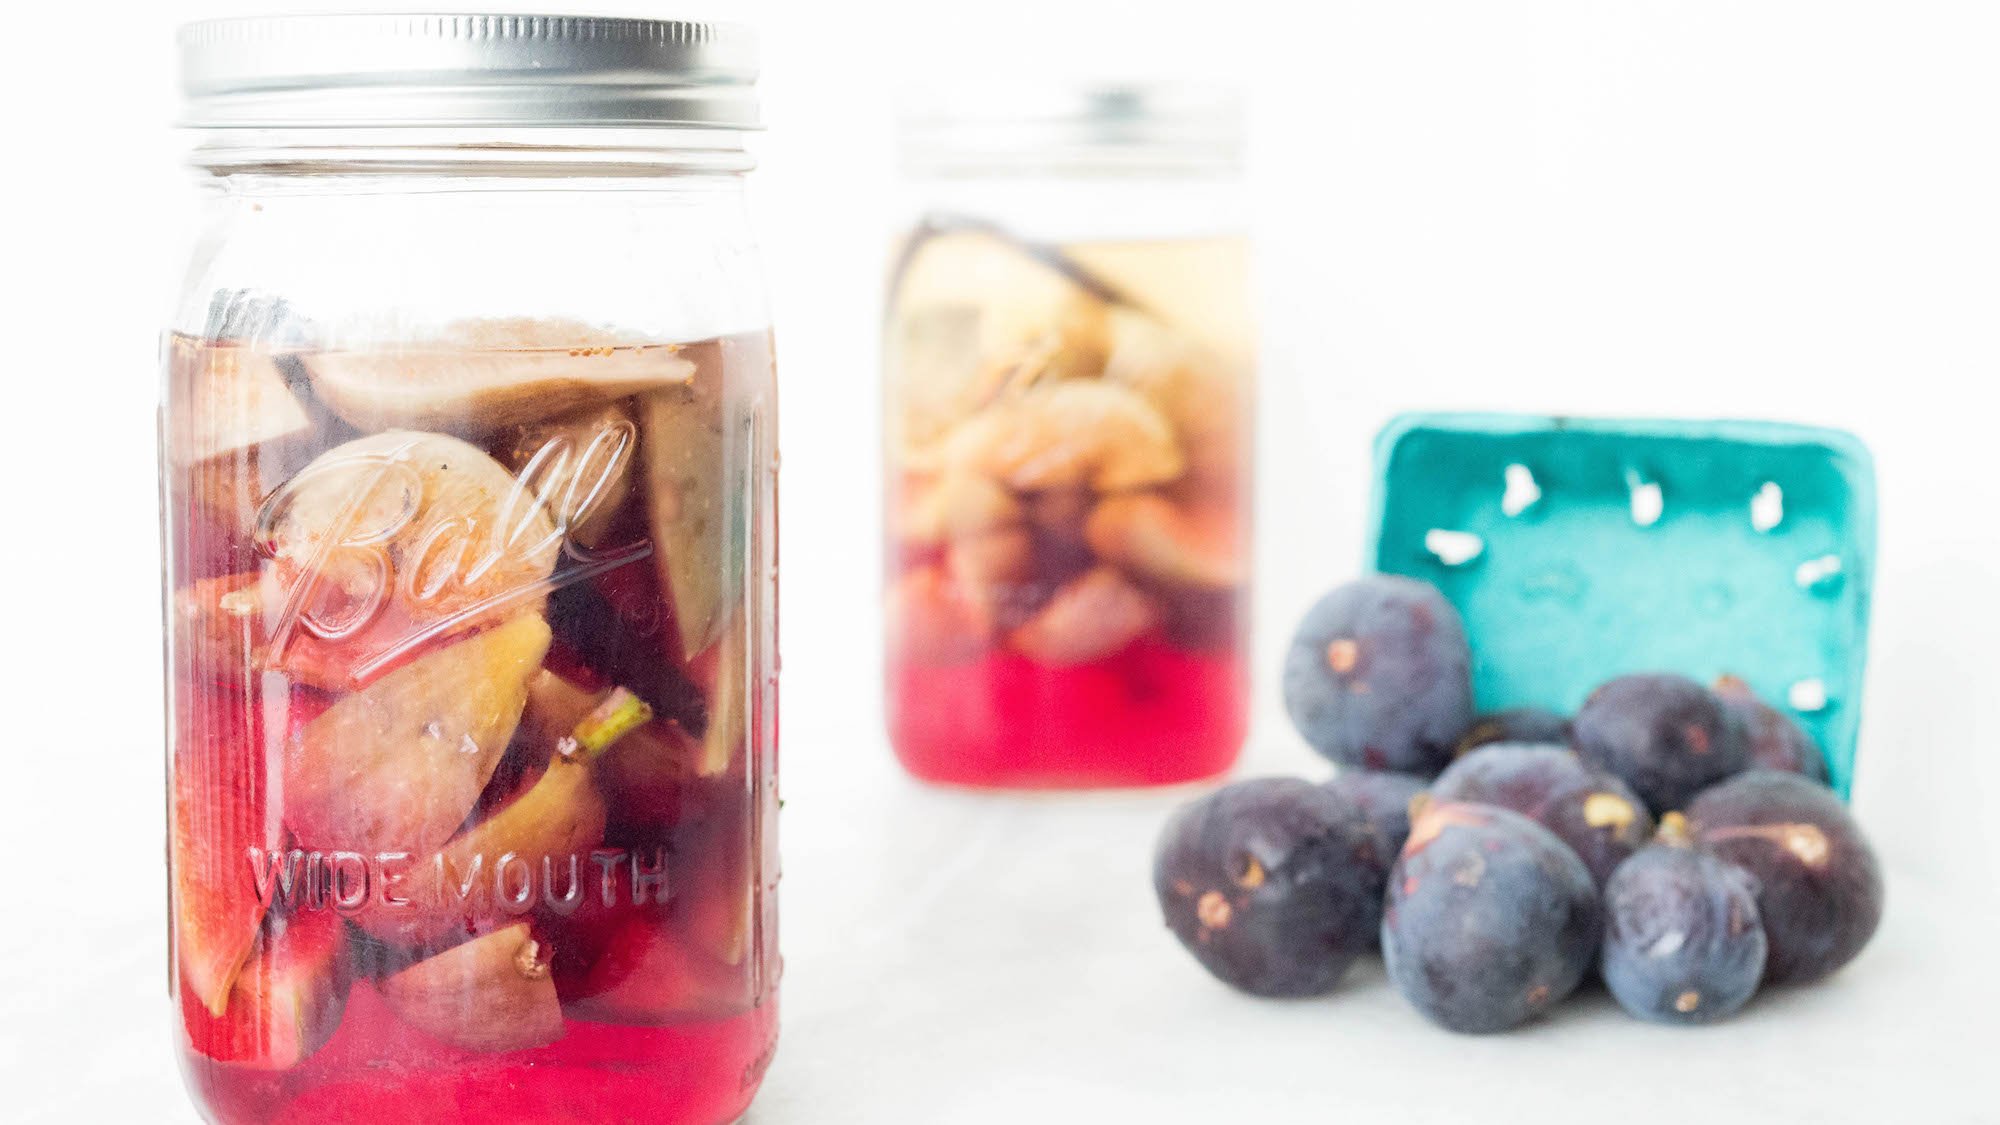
[[570, 686, 653, 759]]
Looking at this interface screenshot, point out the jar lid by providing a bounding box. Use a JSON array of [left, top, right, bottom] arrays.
[[897, 82, 1244, 176], [178, 14, 758, 130]]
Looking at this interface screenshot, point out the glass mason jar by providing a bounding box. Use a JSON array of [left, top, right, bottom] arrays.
[[883, 85, 1254, 788], [162, 17, 777, 1124]]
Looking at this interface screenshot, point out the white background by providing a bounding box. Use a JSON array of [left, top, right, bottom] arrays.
[[3, 1, 1997, 1122]]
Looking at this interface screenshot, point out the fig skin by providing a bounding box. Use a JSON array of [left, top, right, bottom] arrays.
[[181, 907, 351, 1069], [378, 922, 564, 1053], [170, 674, 281, 1016], [1571, 673, 1750, 814], [1455, 708, 1572, 756], [1685, 771, 1883, 985], [886, 226, 1115, 457], [924, 379, 1186, 493], [1006, 566, 1161, 666], [1382, 802, 1602, 1033], [1600, 820, 1767, 1025], [258, 430, 560, 692], [1154, 778, 1387, 998], [282, 614, 551, 857], [1321, 769, 1429, 884], [898, 470, 1024, 548], [298, 317, 694, 434], [1083, 491, 1241, 591], [887, 563, 995, 665], [1430, 743, 1655, 887], [1714, 676, 1830, 784], [1282, 576, 1474, 776]]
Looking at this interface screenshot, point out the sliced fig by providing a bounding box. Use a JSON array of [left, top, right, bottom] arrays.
[[519, 666, 702, 816], [166, 336, 319, 555], [898, 470, 1024, 548], [298, 318, 693, 434], [944, 526, 1035, 618], [494, 402, 638, 549], [563, 916, 747, 1025], [181, 907, 350, 1069], [694, 614, 752, 780], [170, 571, 268, 695], [259, 430, 559, 691], [1084, 491, 1242, 590], [1099, 308, 1245, 496], [1007, 566, 1161, 665], [282, 613, 551, 855], [172, 680, 282, 1017], [888, 227, 1115, 458], [377, 922, 563, 1053], [887, 563, 994, 664], [166, 336, 314, 469], [922, 380, 1185, 493], [638, 376, 729, 661]]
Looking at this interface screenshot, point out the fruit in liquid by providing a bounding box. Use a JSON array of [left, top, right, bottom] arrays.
[[165, 323, 778, 1124], [883, 228, 1252, 787]]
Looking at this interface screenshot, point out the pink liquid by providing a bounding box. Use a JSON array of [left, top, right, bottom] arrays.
[[889, 636, 1247, 789], [188, 996, 777, 1125]]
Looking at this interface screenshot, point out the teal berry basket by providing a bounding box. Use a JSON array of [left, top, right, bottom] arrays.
[[1369, 413, 1876, 798]]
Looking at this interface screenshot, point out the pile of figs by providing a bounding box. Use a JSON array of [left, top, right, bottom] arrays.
[[1154, 574, 1883, 1032]]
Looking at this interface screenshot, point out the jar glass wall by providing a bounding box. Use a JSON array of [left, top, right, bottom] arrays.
[[162, 17, 777, 1124], [883, 85, 1254, 788]]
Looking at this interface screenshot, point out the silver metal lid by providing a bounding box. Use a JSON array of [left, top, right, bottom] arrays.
[[178, 14, 758, 130], [898, 82, 1244, 175]]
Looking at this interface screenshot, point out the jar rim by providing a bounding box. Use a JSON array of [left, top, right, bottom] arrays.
[[897, 81, 1244, 178], [178, 14, 759, 132]]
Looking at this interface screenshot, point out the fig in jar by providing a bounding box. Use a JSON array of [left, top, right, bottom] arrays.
[[282, 613, 552, 857], [297, 317, 694, 434], [377, 922, 564, 1053], [256, 430, 562, 692]]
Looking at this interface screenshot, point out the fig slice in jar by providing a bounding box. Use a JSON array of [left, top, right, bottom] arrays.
[[166, 336, 314, 469], [924, 379, 1186, 493], [888, 226, 1116, 458], [888, 563, 995, 664], [564, 914, 747, 1025], [638, 375, 730, 661], [172, 681, 281, 1017], [166, 337, 319, 571], [519, 668, 700, 829], [898, 470, 1025, 548], [1007, 565, 1161, 665], [260, 430, 559, 692], [1099, 308, 1245, 500], [170, 572, 269, 696], [693, 614, 753, 779], [353, 684, 654, 949], [377, 922, 563, 1053], [181, 907, 351, 1069], [1084, 491, 1241, 591], [298, 318, 694, 434], [283, 613, 552, 856], [495, 402, 638, 550]]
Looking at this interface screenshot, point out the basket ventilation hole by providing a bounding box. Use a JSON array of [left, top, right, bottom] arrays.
[[1752, 482, 1785, 533], [1626, 472, 1664, 528], [1425, 529, 1485, 567], [1795, 554, 1843, 591], [1501, 464, 1541, 517], [1789, 678, 1829, 712]]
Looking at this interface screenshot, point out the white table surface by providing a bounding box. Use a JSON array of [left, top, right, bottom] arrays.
[[8, 719, 1994, 1124]]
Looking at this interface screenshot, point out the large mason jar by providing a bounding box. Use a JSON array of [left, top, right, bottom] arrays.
[[883, 85, 1254, 788], [161, 17, 778, 1124]]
